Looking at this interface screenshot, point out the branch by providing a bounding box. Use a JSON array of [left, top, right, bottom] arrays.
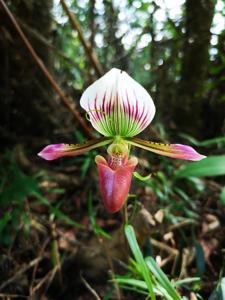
[[60, 0, 104, 77], [18, 17, 80, 69], [89, 0, 96, 49], [0, 0, 93, 138], [80, 272, 102, 300], [0, 257, 44, 291]]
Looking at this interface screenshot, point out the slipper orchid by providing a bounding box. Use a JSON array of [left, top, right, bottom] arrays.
[[38, 68, 206, 213]]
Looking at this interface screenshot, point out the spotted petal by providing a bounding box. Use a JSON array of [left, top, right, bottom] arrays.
[[80, 68, 155, 137], [126, 137, 206, 161], [38, 137, 113, 161]]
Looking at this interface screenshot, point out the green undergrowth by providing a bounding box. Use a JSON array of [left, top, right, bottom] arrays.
[[0, 153, 82, 247]]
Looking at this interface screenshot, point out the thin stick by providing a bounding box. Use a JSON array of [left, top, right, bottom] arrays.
[[89, 0, 96, 49], [18, 17, 80, 69], [0, 294, 29, 299], [50, 221, 63, 286], [0, 257, 43, 291], [30, 237, 50, 296], [168, 219, 197, 231], [80, 272, 102, 300], [0, 0, 93, 138], [31, 266, 59, 295], [150, 238, 179, 257], [99, 237, 122, 300], [60, 0, 103, 77]]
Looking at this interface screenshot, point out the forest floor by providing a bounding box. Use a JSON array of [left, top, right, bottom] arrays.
[[0, 136, 224, 300]]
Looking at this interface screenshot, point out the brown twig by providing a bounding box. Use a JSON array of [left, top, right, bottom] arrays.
[[32, 266, 58, 295], [30, 237, 50, 297], [89, 0, 96, 49], [50, 221, 63, 286], [168, 219, 198, 231], [0, 294, 29, 299], [60, 0, 104, 77], [0, 257, 44, 291], [80, 272, 102, 300], [0, 0, 93, 138], [31, 266, 59, 295], [150, 238, 179, 273], [99, 237, 122, 300], [18, 17, 80, 69], [150, 238, 179, 257]]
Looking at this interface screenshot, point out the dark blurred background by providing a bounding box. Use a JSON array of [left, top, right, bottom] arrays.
[[0, 0, 224, 146]]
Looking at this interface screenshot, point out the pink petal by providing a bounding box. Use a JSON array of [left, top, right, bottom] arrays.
[[38, 138, 113, 161], [38, 144, 67, 160], [95, 155, 138, 213], [126, 138, 206, 161], [169, 144, 206, 161]]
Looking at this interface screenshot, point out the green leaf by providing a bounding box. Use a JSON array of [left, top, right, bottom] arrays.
[[114, 277, 168, 297], [220, 187, 225, 205], [175, 156, 225, 178], [145, 257, 181, 300], [186, 177, 205, 192], [174, 277, 200, 286], [200, 137, 225, 146], [81, 156, 92, 179], [0, 212, 11, 233], [209, 277, 225, 300], [0, 173, 39, 205], [218, 278, 225, 300], [115, 278, 148, 290], [179, 133, 225, 147], [124, 225, 155, 300], [22, 213, 31, 240], [133, 171, 152, 181], [50, 206, 83, 229], [195, 243, 205, 277]]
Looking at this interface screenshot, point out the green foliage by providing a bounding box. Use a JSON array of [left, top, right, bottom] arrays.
[[50, 203, 83, 228], [220, 187, 225, 204], [180, 134, 225, 147], [2, 0, 225, 298], [195, 243, 205, 277], [0, 153, 81, 246], [116, 224, 201, 299], [133, 171, 152, 181], [136, 165, 201, 225], [209, 278, 225, 300], [124, 225, 155, 300], [0, 158, 40, 206], [145, 257, 181, 300], [0, 154, 39, 245], [114, 225, 184, 299], [88, 192, 111, 239], [175, 156, 225, 178]]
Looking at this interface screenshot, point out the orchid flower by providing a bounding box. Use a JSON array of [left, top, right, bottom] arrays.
[[38, 68, 206, 213]]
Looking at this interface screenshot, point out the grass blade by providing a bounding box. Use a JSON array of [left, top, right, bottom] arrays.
[[146, 257, 181, 300], [124, 225, 156, 300]]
